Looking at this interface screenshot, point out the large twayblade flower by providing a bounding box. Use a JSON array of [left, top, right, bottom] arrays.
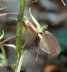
[[24, 8, 61, 56]]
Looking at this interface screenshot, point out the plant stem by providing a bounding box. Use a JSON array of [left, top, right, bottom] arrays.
[[0, 35, 17, 45], [14, 0, 26, 71]]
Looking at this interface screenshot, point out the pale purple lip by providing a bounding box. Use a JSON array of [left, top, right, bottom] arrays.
[[39, 31, 61, 56]]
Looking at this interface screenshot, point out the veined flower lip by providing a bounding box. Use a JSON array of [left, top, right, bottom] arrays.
[[39, 31, 61, 56]]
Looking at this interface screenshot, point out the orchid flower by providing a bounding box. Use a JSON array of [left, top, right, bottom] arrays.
[[24, 8, 61, 56]]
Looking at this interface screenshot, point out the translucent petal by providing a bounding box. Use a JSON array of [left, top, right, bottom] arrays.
[[39, 31, 61, 56]]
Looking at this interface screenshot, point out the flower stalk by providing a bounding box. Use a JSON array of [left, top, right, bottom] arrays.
[[14, 0, 26, 72]]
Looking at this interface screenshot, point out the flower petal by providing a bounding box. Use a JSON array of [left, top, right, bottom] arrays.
[[39, 31, 61, 56]]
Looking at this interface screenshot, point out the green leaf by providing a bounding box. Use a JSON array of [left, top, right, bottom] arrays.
[[29, 8, 41, 30], [17, 51, 27, 72], [9, 17, 18, 21], [0, 30, 4, 40], [0, 6, 7, 10], [4, 44, 16, 49]]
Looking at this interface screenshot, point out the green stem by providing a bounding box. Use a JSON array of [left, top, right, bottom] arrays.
[[17, 51, 27, 72], [14, 0, 26, 72], [1, 46, 6, 57], [0, 45, 8, 64]]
